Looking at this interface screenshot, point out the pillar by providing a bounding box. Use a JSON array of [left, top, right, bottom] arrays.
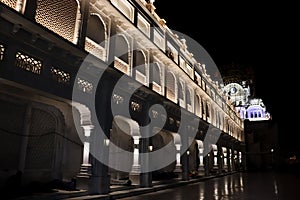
[[76, 125, 94, 190], [227, 148, 231, 172], [180, 126, 189, 181], [217, 145, 223, 174], [129, 136, 141, 185], [88, 127, 110, 194], [139, 128, 152, 187], [139, 103, 152, 187], [18, 104, 32, 172]]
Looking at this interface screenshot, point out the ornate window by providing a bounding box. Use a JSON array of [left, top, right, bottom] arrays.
[[166, 71, 176, 103], [0, 0, 17, 10], [153, 29, 165, 51], [50, 67, 70, 84], [35, 0, 80, 44], [111, 0, 134, 22], [15, 52, 42, 74], [77, 77, 93, 93], [137, 13, 150, 37]]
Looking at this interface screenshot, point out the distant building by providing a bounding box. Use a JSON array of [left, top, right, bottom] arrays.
[[221, 67, 277, 171]]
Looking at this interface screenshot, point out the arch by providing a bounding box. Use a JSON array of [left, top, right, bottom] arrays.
[[151, 129, 176, 177], [35, 0, 80, 43], [152, 63, 161, 85], [135, 50, 146, 73], [86, 14, 106, 46], [71, 102, 92, 127], [187, 140, 199, 172], [112, 115, 140, 138], [171, 133, 181, 146], [115, 34, 130, 63], [186, 88, 193, 112], [195, 95, 201, 117], [134, 49, 147, 84], [206, 103, 210, 118], [25, 102, 65, 173], [186, 88, 192, 105], [109, 115, 139, 181], [178, 81, 184, 100], [166, 71, 176, 102]]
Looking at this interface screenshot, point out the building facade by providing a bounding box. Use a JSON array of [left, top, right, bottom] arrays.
[[0, 0, 245, 194], [221, 71, 275, 171]]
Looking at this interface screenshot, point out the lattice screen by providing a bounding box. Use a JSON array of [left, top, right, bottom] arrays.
[[25, 108, 56, 170], [0, 0, 17, 10], [35, 0, 78, 43]]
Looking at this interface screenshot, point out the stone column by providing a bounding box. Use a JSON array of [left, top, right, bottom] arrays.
[[76, 125, 94, 190], [129, 136, 141, 185], [139, 128, 152, 187], [18, 104, 32, 172], [203, 144, 211, 176], [227, 148, 232, 172], [173, 133, 182, 173], [139, 103, 152, 187], [77, 0, 90, 49], [180, 126, 189, 181], [231, 149, 236, 171], [217, 145, 223, 174], [88, 127, 110, 194]]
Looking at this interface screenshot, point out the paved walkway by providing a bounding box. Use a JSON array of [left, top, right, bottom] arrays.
[[8, 172, 236, 200]]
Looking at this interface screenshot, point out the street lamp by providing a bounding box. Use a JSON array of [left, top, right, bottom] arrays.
[[270, 148, 274, 169]]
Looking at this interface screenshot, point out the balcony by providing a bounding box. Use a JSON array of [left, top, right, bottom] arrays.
[[114, 57, 130, 75], [85, 37, 106, 61], [152, 82, 161, 94]]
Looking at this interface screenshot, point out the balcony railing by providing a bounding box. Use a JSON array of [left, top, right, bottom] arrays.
[[114, 56, 130, 75], [135, 70, 147, 85], [85, 37, 106, 61], [152, 82, 161, 94]]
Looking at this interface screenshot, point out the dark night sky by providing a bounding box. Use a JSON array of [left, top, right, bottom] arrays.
[[153, 1, 295, 150]]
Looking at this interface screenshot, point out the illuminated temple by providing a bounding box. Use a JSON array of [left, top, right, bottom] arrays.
[[0, 0, 246, 194]]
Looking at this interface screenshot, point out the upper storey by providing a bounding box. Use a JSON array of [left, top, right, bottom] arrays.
[[0, 0, 244, 141]]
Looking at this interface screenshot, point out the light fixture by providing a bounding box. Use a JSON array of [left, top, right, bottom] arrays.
[[104, 139, 110, 146], [149, 145, 153, 152], [187, 150, 190, 155], [271, 148, 274, 153]]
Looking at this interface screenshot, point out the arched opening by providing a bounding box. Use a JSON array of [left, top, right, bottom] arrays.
[[178, 82, 184, 105], [151, 128, 176, 180], [152, 63, 162, 94], [186, 88, 192, 112], [114, 35, 130, 75], [187, 140, 199, 175], [85, 14, 107, 60], [0, 97, 66, 187], [196, 140, 204, 174], [109, 115, 139, 185], [195, 95, 201, 117], [166, 71, 176, 102], [134, 50, 146, 84], [86, 15, 105, 45]]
